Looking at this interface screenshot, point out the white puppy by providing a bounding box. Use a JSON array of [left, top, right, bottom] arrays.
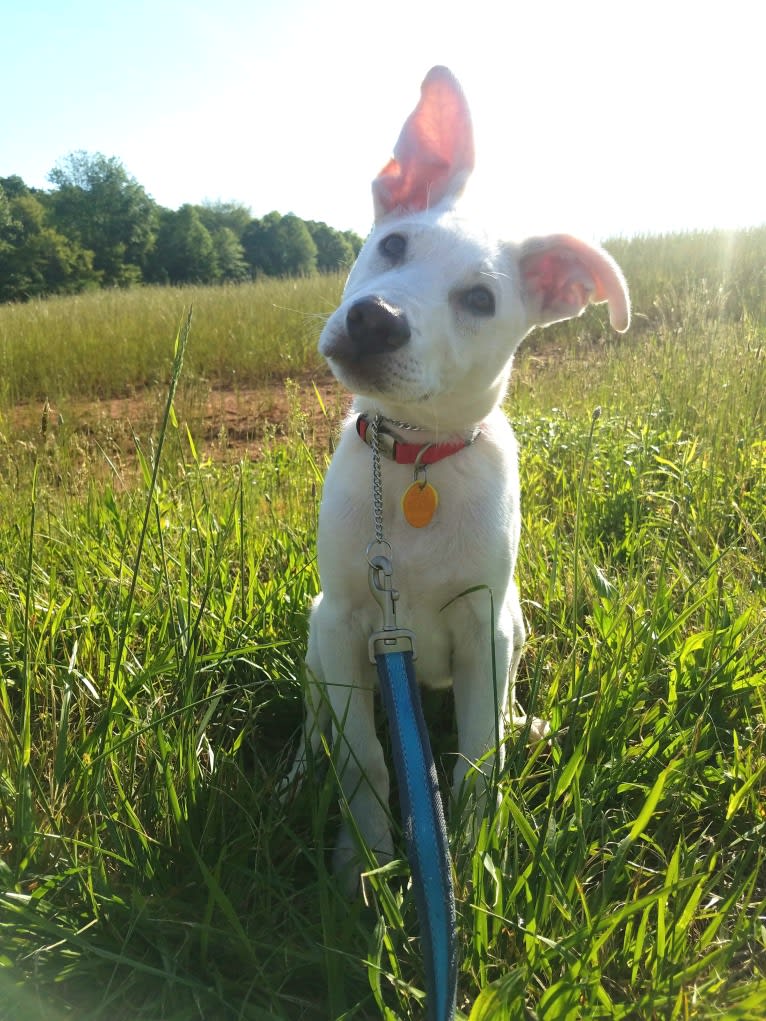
[[287, 66, 629, 888]]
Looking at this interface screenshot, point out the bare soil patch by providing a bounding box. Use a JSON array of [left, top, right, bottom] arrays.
[[4, 371, 351, 470]]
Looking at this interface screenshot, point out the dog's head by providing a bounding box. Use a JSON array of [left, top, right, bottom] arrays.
[[319, 67, 630, 431]]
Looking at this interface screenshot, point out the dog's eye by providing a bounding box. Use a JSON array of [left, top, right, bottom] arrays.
[[379, 233, 407, 261], [461, 285, 495, 316]]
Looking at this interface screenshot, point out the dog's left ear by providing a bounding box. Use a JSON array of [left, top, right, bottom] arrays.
[[519, 235, 630, 333], [372, 66, 475, 222]]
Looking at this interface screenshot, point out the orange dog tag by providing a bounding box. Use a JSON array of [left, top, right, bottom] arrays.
[[402, 481, 439, 527]]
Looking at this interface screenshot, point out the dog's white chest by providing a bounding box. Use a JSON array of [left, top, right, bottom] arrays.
[[315, 413, 520, 689]]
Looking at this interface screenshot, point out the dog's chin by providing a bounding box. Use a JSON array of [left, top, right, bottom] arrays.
[[326, 355, 431, 404]]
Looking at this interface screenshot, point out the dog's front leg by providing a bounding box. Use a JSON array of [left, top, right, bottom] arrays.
[[451, 591, 547, 818], [317, 614, 394, 895], [451, 611, 514, 808]]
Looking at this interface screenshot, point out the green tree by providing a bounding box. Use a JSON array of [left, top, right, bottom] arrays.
[[343, 229, 364, 258], [0, 184, 15, 295], [242, 212, 317, 277], [0, 185, 97, 302], [305, 220, 355, 272], [48, 152, 157, 286], [0, 184, 12, 233], [0, 175, 32, 200], [241, 212, 280, 276], [196, 200, 251, 239], [212, 226, 249, 282], [274, 214, 317, 276], [149, 205, 219, 284]]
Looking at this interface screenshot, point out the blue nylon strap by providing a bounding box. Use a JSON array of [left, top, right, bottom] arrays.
[[375, 649, 457, 1021]]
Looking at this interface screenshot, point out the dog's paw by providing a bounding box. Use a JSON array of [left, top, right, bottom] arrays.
[[509, 711, 551, 745], [333, 820, 394, 899], [527, 716, 551, 744]]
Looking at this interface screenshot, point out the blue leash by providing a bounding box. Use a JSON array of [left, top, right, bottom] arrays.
[[369, 554, 457, 1021]]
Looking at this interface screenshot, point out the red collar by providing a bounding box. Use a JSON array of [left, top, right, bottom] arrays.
[[355, 413, 478, 465]]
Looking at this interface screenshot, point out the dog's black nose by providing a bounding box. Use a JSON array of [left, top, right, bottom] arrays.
[[346, 297, 411, 356]]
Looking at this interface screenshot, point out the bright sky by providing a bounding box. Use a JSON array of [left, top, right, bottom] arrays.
[[1, 0, 764, 242]]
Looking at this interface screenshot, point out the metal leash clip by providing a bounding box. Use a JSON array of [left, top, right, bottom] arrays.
[[367, 553, 416, 663]]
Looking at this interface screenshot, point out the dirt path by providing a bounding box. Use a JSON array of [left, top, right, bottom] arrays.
[[4, 372, 352, 469]]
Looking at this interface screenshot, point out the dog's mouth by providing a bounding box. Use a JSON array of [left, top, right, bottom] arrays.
[[326, 347, 429, 399]]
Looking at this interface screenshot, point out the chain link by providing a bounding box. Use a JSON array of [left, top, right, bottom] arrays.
[[369, 414, 385, 546], [383, 417, 426, 432]]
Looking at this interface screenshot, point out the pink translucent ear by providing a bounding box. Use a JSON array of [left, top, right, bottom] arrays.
[[372, 66, 475, 222], [520, 235, 631, 333]]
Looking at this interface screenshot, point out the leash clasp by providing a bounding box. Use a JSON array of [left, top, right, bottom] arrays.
[[367, 554, 416, 663]]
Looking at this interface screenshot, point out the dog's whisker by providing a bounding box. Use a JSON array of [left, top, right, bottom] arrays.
[[270, 303, 331, 323]]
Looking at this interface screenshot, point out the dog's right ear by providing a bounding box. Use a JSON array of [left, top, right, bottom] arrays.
[[372, 66, 475, 223]]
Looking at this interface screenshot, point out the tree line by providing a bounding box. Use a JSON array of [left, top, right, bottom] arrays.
[[0, 151, 364, 303]]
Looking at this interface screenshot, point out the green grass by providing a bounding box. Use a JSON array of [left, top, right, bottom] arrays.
[[0, 274, 345, 405], [1, 230, 765, 1019]]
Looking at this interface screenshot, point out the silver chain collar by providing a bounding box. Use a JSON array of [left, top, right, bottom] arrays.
[[369, 414, 386, 546], [382, 416, 427, 432]]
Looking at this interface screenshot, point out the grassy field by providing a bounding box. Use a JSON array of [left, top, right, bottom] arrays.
[[0, 276, 341, 406], [0, 228, 765, 1019]]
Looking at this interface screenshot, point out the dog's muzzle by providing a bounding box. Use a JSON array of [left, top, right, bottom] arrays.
[[326, 296, 411, 362]]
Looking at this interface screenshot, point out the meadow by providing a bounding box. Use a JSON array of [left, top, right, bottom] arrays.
[[0, 227, 765, 1019]]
